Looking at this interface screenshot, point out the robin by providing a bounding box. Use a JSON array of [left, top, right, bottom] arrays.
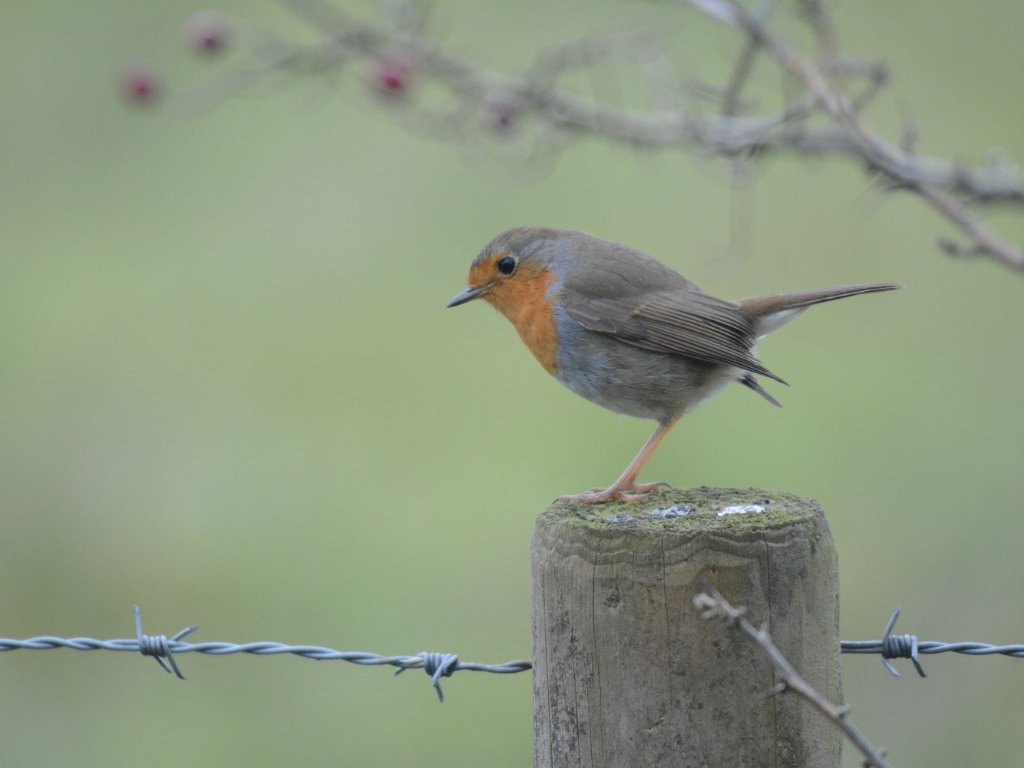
[[447, 227, 899, 504]]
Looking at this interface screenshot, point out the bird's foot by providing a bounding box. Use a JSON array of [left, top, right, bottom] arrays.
[[558, 480, 670, 505]]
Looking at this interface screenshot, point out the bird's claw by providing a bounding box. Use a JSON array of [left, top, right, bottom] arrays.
[[558, 480, 670, 505], [629, 480, 672, 493]]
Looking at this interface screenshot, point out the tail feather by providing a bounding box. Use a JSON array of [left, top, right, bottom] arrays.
[[739, 283, 901, 337], [740, 373, 784, 407]]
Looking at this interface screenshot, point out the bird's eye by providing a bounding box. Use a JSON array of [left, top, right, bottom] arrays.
[[496, 256, 517, 275]]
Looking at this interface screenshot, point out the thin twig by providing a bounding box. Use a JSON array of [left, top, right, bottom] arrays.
[[694, 588, 892, 768]]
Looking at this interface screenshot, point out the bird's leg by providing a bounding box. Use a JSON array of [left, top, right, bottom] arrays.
[[560, 416, 681, 504]]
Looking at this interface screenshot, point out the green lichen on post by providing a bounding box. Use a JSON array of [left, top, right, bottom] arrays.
[[542, 485, 821, 537]]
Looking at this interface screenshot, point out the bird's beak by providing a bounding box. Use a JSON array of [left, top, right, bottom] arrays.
[[446, 285, 487, 308]]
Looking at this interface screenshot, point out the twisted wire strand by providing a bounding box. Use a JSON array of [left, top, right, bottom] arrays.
[[839, 606, 1024, 677], [3, 606, 1022, 695], [0, 607, 531, 702]]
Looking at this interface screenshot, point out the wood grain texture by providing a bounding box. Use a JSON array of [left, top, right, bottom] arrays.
[[531, 487, 841, 768]]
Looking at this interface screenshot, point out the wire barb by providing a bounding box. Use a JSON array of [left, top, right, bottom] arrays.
[[878, 607, 925, 678], [839, 606, 926, 677], [394, 652, 459, 702], [841, 606, 1024, 673], [838, 607, 927, 676], [133, 605, 198, 680]]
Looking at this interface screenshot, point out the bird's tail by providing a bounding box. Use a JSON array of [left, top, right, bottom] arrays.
[[738, 283, 901, 337]]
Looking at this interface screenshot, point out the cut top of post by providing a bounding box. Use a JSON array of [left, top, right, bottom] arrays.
[[542, 485, 826, 551]]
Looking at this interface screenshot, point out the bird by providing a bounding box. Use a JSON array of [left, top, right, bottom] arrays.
[[447, 227, 900, 504]]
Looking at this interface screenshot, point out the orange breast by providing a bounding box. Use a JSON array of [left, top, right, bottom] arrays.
[[486, 266, 559, 374]]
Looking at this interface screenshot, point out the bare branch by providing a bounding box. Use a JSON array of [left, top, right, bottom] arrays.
[[694, 588, 892, 768], [184, 0, 1024, 273], [698, 0, 1024, 271], [720, 35, 761, 117]]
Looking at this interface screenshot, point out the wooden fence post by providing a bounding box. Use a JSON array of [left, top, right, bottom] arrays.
[[531, 487, 841, 768]]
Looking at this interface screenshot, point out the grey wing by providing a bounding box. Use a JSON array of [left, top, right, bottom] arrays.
[[562, 289, 787, 384]]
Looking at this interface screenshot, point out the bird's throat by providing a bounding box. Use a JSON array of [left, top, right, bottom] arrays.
[[487, 268, 559, 374]]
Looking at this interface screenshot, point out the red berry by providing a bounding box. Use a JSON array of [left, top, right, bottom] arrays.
[[374, 57, 412, 95], [120, 62, 162, 107], [184, 10, 231, 55], [491, 104, 517, 132], [484, 93, 521, 134]]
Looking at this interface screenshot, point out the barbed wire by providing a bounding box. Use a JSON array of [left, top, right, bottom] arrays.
[[2, 605, 1021, 699], [841, 607, 1024, 678], [0, 606, 530, 702]]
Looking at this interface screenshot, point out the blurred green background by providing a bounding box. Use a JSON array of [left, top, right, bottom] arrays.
[[2, 1, 1022, 766]]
